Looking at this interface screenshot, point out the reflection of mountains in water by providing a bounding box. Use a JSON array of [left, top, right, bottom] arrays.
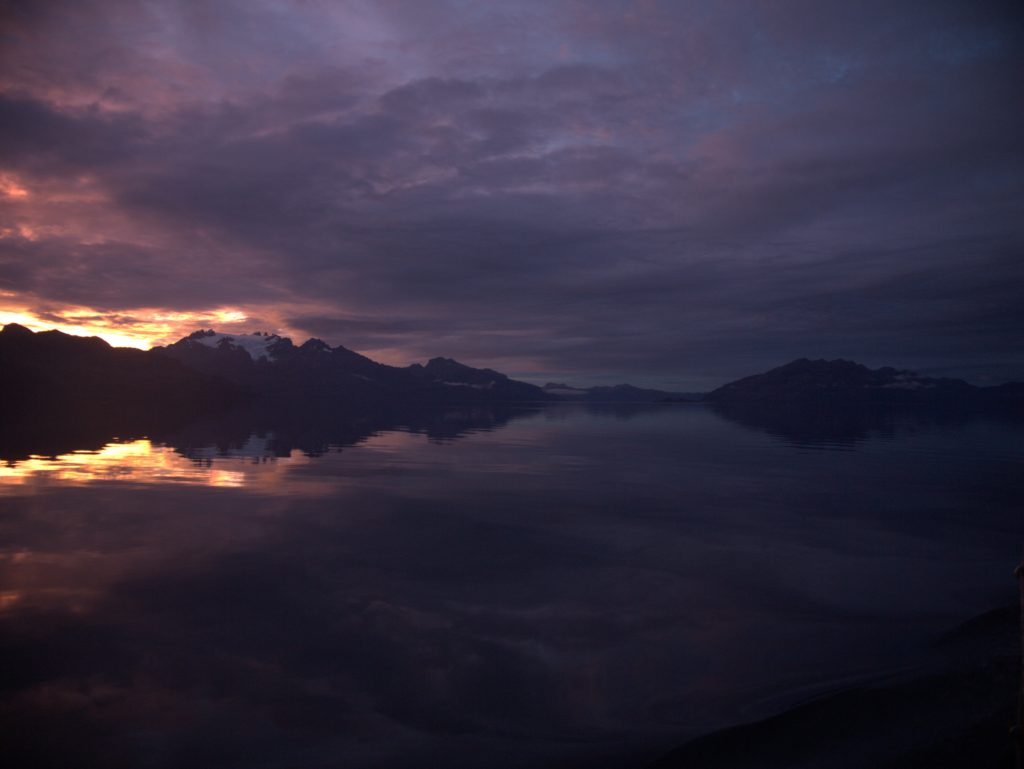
[[5, 396, 1024, 465], [711, 400, 1024, 448], [0, 400, 545, 465], [167, 401, 548, 462]]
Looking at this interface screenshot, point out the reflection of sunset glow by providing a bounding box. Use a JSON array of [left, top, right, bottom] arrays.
[[0, 439, 319, 492], [0, 305, 256, 349]]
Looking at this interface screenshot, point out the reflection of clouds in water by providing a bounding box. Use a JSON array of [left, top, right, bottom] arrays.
[[0, 437, 335, 495], [1, 439, 185, 485], [0, 519, 632, 767], [0, 406, 1021, 768], [0, 420, 522, 493], [0, 438, 259, 488]]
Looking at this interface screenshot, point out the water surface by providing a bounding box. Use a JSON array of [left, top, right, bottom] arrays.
[[1, 403, 1021, 768]]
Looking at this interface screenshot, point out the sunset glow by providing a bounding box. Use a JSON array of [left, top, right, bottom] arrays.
[[0, 438, 317, 491], [0, 305, 258, 349]]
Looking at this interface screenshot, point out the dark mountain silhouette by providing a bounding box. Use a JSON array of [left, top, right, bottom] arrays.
[[0, 323, 551, 460], [1, 325, 554, 417], [156, 329, 404, 401], [8, 325, 1024, 435], [706, 358, 1021, 406], [407, 356, 547, 400], [704, 358, 1023, 446], [153, 329, 552, 404], [0, 324, 245, 460], [0, 323, 238, 416]]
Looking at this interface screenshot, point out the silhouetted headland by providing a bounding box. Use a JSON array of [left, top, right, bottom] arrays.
[[706, 358, 1023, 407]]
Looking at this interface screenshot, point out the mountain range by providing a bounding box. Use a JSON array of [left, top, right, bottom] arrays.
[[157, 328, 553, 402], [0, 323, 237, 415], [2, 325, 1020, 420], [705, 357, 1022, 405]]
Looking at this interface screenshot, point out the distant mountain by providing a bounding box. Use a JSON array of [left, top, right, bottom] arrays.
[[156, 329, 396, 399], [0, 325, 555, 420], [154, 329, 551, 403], [150, 330, 710, 404], [541, 382, 703, 403], [707, 358, 1021, 405], [407, 357, 548, 400]]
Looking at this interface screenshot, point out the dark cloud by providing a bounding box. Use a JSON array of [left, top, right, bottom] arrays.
[[0, 0, 1021, 385]]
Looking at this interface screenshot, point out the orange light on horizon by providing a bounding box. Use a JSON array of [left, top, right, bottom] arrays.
[[0, 305, 258, 349], [0, 309, 152, 349]]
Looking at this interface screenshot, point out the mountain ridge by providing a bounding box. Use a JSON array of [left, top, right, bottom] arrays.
[[4, 325, 1022, 415], [706, 357, 1020, 405], [0, 323, 240, 425], [153, 327, 551, 403]]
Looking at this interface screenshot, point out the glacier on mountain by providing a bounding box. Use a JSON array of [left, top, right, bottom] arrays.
[[191, 331, 283, 360]]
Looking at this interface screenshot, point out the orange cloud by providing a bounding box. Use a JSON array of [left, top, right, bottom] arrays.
[[0, 173, 30, 199], [0, 304, 264, 349]]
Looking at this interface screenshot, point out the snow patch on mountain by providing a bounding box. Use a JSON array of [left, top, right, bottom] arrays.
[[191, 331, 284, 360]]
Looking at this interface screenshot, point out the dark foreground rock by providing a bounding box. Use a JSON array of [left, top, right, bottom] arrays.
[[648, 605, 1019, 769]]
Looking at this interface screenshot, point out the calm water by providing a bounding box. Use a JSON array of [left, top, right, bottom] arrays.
[[1, 403, 1021, 768]]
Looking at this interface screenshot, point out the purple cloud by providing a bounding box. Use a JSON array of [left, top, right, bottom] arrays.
[[0, 0, 1021, 386]]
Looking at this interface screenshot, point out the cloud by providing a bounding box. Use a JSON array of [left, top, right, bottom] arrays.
[[0, 0, 1021, 385]]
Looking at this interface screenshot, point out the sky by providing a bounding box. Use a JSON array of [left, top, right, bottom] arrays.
[[0, 0, 1022, 389]]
